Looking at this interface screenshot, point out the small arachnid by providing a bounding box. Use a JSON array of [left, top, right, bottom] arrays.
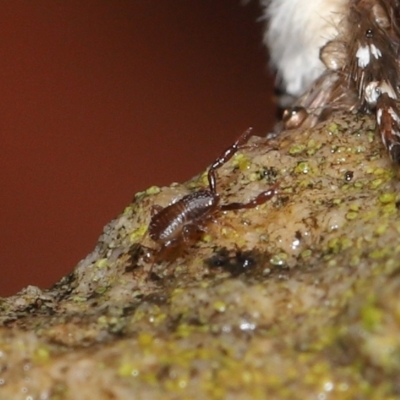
[[144, 128, 277, 268], [260, 0, 400, 162]]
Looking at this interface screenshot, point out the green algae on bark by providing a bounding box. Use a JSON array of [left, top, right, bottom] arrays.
[[1, 112, 400, 399]]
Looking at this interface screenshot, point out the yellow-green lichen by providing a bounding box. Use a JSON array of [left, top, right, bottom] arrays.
[[130, 224, 147, 242], [294, 161, 311, 174], [369, 248, 391, 260], [353, 145, 366, 154], [138, 332, 154, 347], [72, 296, 87, 303], [326, 237, 353, 253], [233, 153, 250, 171], [327, 122, 339, 134], [379, 193, 396, 204], [270, 252, 288, 266], [248, 171, 263, 182], [213, 301, 226, 313], [95, 258, 108, 269], [361, 297, 383, 332], [345, 211, 359, 220], [32, 346, 50, 364], [94, 286, 108, 294], [370, 178, 384, 189], [300, 249, 312, 259], [289, 144, 306, 156], [353, 181, 364, 189], [145, 186, 161, 195], [118, 362, 140, 378]]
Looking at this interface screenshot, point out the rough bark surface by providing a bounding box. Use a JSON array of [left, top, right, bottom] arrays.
[[1, 112, 400, 399]]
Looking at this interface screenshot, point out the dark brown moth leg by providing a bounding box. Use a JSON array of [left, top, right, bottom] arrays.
[[377, 93, 400, 163]]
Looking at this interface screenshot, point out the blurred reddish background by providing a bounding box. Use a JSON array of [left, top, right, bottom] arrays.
[[0, 1, 275, 296]]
